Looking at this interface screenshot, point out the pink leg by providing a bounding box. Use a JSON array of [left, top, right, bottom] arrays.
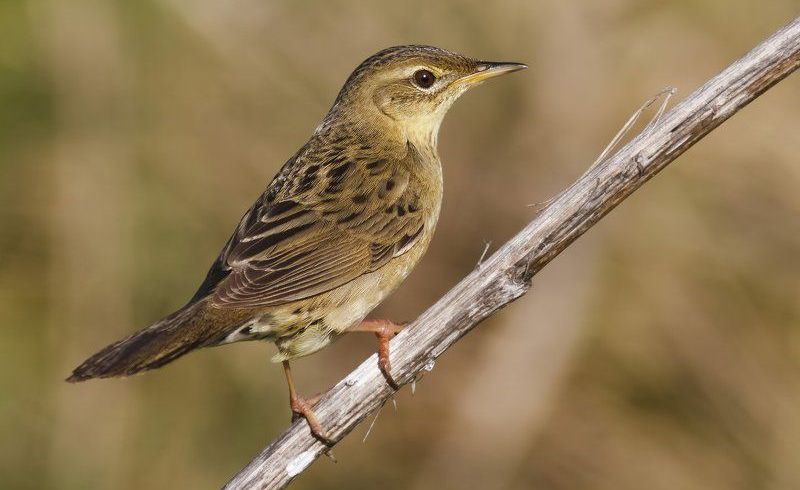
[[283, 361, 333, 446], [349, 319, 406, 390]]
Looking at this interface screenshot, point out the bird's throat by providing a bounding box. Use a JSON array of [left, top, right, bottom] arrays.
[[401, 110, 446, 155]]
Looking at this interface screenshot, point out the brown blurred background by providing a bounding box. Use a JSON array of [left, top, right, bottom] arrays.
[[1, 1, 799, 489]]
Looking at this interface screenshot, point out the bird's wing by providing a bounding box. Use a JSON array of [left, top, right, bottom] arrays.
[[198, 143, 428, 309]]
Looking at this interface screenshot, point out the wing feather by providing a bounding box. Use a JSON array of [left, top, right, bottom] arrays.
[[203, 141, 428, 309]]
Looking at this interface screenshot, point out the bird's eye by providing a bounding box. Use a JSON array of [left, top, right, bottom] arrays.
[[412, 69, 436, 89]]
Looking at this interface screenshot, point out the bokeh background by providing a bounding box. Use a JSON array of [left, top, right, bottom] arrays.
[[1, 1, 799, 488]]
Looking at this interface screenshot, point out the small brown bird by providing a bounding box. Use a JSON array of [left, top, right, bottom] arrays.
[[68, 45, 525, 443]]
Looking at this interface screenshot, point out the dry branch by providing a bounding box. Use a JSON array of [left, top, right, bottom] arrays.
[[225, 17, 800, 490]]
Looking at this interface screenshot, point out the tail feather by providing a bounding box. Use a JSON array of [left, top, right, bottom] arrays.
[[67, 301, 222, 382]]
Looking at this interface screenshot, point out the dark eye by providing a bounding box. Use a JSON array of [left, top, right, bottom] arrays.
[[413, 69, 436, 89]]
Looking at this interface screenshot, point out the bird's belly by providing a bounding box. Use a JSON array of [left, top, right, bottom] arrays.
[[268, 249, 424, 361]]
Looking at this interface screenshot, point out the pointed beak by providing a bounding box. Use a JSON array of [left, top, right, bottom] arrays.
[[457, 61, 528, 86]]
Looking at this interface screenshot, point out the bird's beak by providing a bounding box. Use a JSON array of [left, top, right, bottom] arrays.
[[456, 61, 528, 86]]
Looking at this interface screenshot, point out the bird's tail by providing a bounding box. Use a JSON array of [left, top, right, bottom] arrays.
[[66, 301, 222, 382]]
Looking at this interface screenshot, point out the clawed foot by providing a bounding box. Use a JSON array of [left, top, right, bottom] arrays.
[[351, 319, 406, 390], [289, 393, 334, 447], [376, 327, 400, 390], [282, 360, 333, 447]]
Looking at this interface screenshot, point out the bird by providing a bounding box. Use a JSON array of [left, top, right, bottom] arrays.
[[67, 45, 526, 444]]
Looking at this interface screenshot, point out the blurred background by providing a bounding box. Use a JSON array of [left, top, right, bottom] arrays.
[[1, 1, 799, 488]]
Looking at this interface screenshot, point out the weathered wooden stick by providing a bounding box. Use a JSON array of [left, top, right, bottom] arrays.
[[225, 17, 800, 490]]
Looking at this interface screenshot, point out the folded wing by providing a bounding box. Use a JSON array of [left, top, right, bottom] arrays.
[[198, 144, 426, 309]]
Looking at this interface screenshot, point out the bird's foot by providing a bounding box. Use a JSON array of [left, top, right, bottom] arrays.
[[351, 319, 407, 390], [289, 393, 334, 447]]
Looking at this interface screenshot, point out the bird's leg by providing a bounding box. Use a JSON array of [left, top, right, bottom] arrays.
[[349, 319, 406, 390], [282, 360, 333, 446]]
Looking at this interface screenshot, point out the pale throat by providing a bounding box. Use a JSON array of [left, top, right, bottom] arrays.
[[401, 110, 447, 151], [400, 88, 465, 150]]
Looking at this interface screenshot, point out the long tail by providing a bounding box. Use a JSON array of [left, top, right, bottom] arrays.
[[67, 301, 222, 382]]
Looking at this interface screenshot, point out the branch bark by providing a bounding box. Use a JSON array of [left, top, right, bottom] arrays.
[[225, 17, 800, 490]]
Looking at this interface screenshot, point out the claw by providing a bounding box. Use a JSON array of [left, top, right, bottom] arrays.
[[282, 360, 334, 447], [376, 329, 400, 390], [349, 319, 406, 390], [289, 393, 334, 446]]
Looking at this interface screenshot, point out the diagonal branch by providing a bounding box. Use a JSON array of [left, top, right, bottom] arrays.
[[225, 17, 800, 490]]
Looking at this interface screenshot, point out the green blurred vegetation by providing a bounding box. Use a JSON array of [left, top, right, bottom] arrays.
[[1, 1, 798, 489]]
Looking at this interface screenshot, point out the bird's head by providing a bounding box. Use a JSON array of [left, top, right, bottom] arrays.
[[327, 45, 526, 146]]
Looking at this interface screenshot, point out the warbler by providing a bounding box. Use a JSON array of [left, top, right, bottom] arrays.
[[68, 45, 526, 443]]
